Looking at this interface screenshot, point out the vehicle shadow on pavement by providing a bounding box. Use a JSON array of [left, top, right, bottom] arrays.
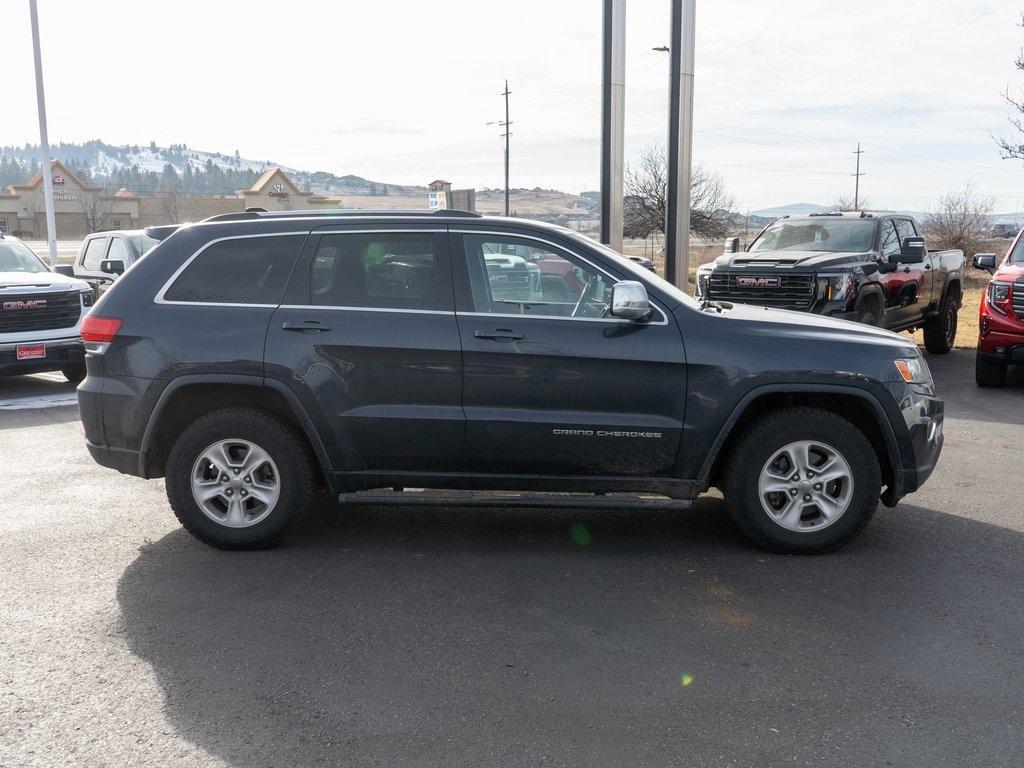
[[925, 349, 1024, 425], [116, 498, 1024, 767]]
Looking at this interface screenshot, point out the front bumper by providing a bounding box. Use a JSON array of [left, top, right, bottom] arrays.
[[977, 345, 1024, 366], [0, 336, 83, 377], [885, 389, 944, 505]]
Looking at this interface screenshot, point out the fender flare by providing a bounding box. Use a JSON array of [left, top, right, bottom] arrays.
[[138, 374, 332, 477], [695, 382, 905, 501], [854, 283, 885, 314]]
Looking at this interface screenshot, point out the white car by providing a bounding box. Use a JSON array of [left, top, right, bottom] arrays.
[[0, 234, 92, 382]]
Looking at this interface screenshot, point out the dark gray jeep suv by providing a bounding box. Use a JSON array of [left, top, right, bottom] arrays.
[[78, 209, 944, 553]]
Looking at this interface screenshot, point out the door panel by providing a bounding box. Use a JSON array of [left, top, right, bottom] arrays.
[[452, 231, 686, 477], [265, 229, 464, 475]]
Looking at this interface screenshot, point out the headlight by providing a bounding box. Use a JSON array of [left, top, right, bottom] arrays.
[[894, 357, 931, 384], [987, 281, 1011, 315], [696, 270, 711, 297], [821, 274, 854, 302]]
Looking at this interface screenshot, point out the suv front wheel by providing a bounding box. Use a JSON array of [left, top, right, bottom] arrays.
[[165, 408, 315, 549], [724, 407, 881, 554]]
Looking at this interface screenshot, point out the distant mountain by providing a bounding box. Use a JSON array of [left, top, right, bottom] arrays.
[[0, 140, 424, 198]]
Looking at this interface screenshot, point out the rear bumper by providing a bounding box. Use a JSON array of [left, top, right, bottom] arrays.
[[86, 440, 144, 476], [0, 337, 83, 376]]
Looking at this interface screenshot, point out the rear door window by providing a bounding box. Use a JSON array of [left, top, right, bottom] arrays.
[[81, 237, 110, 271], [309, 232, 440, 310], [163, 234, 305, 304]]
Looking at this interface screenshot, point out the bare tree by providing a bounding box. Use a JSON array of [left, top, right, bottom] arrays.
[[624, 146, 735, 241], [996, 12, 1024, 160], [833, 194, 871, 212], [156, 164, 182, 223], [79, 192, 111, 233], [922, 184, 995, 256]]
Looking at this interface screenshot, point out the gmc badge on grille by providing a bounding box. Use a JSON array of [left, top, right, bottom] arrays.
[[735, 276, 780, 288], [2, 299, 47, 311]]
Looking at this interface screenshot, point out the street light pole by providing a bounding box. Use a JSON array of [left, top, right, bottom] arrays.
[[600, 0, 626, 252], [28, 0, 58, 266], [664, 0, 695, 290]]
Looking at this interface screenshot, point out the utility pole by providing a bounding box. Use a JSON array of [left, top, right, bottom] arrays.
[[600, 0, 626, 251], [665, 0, 696, 291], [852, 142, 865, 209], [29, 0, 58, 266], [487, 83, 513, 215]]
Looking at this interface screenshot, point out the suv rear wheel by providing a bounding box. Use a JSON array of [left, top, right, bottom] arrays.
[[61, 364, 86, 384], [723, 407, 881, 554], [165, 408, 315, 549]]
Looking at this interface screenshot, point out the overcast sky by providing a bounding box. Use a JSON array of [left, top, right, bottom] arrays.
[[4, 0, 1024, 211]]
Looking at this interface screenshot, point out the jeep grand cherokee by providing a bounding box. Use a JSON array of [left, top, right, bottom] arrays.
[[78, 209, 944, 553]]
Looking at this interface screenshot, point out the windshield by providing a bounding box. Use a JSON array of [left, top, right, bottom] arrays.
[[0, 238, 49, 274], [569, 232, 698, 308], [1009, 234, 1024, 264], [129, 234, 159, 257], [750, 219, 878, 253]]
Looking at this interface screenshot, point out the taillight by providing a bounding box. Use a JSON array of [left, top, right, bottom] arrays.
[[81, 315, 123, 343]]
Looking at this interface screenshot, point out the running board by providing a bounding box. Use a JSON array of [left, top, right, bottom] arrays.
[[336, 489, 691, 511]]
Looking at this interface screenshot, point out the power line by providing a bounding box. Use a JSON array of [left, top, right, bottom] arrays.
[[487, 81, 513, 216]]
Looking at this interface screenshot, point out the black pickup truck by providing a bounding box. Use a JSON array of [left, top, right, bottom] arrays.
[[78, 210, 944, 555], [696, 212, 965, 354]]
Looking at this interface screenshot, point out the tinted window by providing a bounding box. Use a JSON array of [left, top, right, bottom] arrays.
[[164, 235, 304, 304], [879, 220, 900, 259], [107, 238, 132, 265], [309, 233, 439, 310], [895, 219, 918, 244], [463, 234, 615, 318], [81, 237, 109, 270]]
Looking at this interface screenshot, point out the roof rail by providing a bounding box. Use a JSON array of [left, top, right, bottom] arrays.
[[200, 207, 485, 222], [430, 209, 483, 218], [808, 211, 843, 217]]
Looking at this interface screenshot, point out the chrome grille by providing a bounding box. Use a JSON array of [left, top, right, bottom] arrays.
[[707, 273, 816, 310], [0, 291, 82, 334], [1013, 279, 1024, 320]]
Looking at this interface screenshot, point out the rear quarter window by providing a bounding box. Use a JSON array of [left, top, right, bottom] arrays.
[[162, 234, 305, 304]]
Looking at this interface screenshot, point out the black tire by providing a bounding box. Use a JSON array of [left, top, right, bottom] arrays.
[[61, 364, 86, 384], [975, 351, 1007, 388], [723, 407, 882, 554], [922, 292, 958, 354], [165, 407, 315, 549]]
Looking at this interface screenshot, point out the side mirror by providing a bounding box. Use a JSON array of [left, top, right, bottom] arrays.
[[900, 236, 926, 264], [972, 253, 997, 275], [52, 264, 75, 277], [724, 237, 741, 254], [100, 259, 125, 275], [610, 280, 650, 321]]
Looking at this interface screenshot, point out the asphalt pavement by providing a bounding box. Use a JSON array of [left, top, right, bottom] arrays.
[[1, 350, 1022, 767]]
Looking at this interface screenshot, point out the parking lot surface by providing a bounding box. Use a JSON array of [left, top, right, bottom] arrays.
[[1, 350, 1022, 767]]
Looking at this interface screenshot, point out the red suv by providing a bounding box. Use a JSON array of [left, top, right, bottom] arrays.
[[973, 234, 1024, 386]]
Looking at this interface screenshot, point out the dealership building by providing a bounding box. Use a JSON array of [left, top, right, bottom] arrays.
[[0, 161, 339, 239]]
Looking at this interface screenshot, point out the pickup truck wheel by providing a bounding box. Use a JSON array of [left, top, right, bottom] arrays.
[[165, 408, 315, 549], [922, 295, 958, 354], [975, 351, 1007, 388], [723, 407, 881, 554], [61, 364, 86, 384]]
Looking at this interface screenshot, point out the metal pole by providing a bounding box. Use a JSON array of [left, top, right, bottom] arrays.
[[665, 0, 695, 290], [600, 0, 626, 251], [29, 0, 58, 266], [504, 80, 511, 217], [852, 142, 864, 209]]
